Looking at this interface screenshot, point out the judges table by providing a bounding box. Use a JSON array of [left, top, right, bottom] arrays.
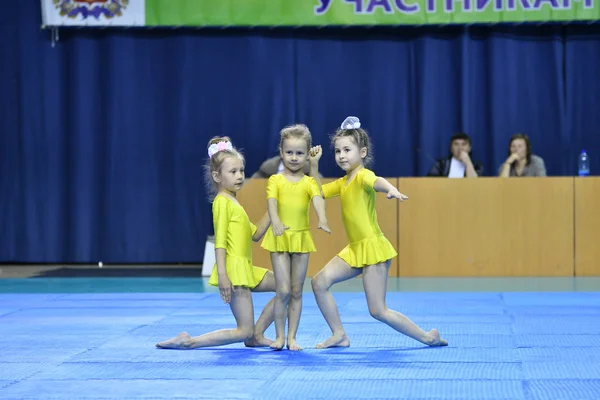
[[237, 177, 600, 277]]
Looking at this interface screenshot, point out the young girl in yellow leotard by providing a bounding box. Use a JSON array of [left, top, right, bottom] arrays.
[[156, 137, 277, 349], [309, 117, 448, 349], [261, 124, 330, 351]]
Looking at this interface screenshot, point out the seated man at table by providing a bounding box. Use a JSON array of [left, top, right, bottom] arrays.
[[427, 133, 483, 178]]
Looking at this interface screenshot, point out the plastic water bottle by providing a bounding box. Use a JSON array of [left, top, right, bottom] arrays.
[[578, 150, 590, 176]]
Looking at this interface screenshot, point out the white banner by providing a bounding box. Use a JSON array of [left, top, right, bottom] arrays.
[[41, 0, 145, 27]]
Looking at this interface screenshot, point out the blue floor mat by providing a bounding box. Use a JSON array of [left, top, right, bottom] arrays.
[[1, 290, 599, 399]]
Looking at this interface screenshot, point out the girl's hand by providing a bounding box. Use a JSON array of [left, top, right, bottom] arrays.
[[272, 219, 289, 236], [387, 188, 408, 201], [218, 274, 235, 304], [318, 220, 331, 234], [309, 146, 323, 163]]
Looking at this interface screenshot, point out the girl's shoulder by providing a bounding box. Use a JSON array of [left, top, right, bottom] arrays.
[[212, 194, 228, 206], [213, 193, 241, 209]]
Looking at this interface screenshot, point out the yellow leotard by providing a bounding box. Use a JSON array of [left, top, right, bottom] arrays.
[[208, 194, 268, 288], [322, 168, 397, 268], [261, 174, 321, 253]]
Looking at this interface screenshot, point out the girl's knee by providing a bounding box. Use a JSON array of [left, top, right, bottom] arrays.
[[276, 285, 291, 301], [311, 273, 329, 293], [368, 305, 387, 321], [290, 284, 303, 300], [239, 325, 254, 341]]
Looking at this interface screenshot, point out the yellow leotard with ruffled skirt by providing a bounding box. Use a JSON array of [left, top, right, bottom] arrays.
[[261, 174, 321, 253], [322, 168, 397, 268], [208, 194, 268, 288]]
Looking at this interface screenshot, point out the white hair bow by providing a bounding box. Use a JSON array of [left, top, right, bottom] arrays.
[[208, 141, 233, 158], [341, 116, 361, 130]]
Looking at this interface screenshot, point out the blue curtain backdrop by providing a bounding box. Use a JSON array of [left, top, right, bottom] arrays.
[[1, 1, 600, 263]]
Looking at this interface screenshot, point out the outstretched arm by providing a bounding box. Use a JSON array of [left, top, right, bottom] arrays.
[[311, 196, 331, 234], [374, 177, 409, 201], [252, 211, 271, 242]]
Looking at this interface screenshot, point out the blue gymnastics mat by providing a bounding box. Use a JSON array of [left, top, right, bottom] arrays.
[[1, 279, 599, 399]]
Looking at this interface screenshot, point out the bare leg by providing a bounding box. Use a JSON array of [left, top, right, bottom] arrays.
[[246, 271, 276, 347], [311, 256, 362, 349], [286, 253, 309, 351], [156, 287, 255, 349], [362, 262, 448, 347], [270, 252, 291, 350]]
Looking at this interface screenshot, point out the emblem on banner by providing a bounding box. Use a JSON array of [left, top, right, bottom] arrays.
[[52, 0, 129, 20]]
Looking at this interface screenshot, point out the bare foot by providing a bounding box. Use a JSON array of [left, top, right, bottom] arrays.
[[269, 337, 285, 351], [245, 335, 273, 348], [155, 331, 192, 349], [315, 334, 350, 349], [427, 329, 448, 347], [286, 338, 302, 351]]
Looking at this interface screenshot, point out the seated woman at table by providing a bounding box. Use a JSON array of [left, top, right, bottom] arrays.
[[498, 134, 546, 177]]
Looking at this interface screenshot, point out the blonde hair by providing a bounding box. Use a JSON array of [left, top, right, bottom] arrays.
[[279, 124, 312, 152], [331, 126, 374, 168], [204, 136, 244, 201]]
